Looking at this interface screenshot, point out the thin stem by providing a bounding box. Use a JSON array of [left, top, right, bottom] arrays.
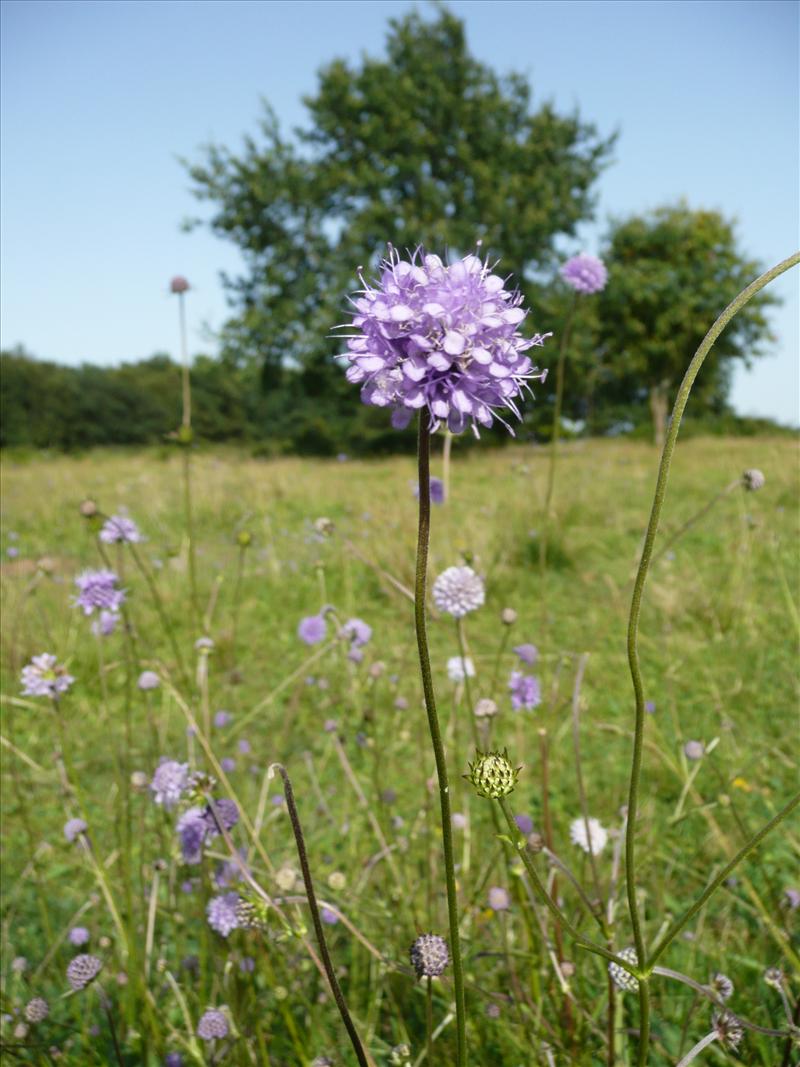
[[271, 763, 370, 1067], [674, 1030, 717, 1067], [651, 479, 739, 564], [127, 543, 189, 688], [415, 416, 467, 1067], [647, 790, 800, 970], [426, 976, 434, 1066], [624, 251, 800, 1066]]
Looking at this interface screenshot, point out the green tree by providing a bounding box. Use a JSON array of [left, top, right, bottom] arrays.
[[185, 6, 614, 452], [592, 203, 778, 445]]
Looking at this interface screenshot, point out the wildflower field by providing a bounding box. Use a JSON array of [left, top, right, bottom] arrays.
[[1, 432, 798, 1066]]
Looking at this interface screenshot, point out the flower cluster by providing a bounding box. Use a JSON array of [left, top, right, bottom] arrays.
[[73, 569, 125, 617], [176, 799, 239, 864], [207, 892, 242, 937], [298, 612, 327, 645], [433, 566, 485, 618], [341, 247, 548, 435], [99, 514, 142, 544], [66, 953, 103, 991], [20, 653, 74, 699], [508, 670, 541, 711], [150, 760, 190, 809], [340, 617, 372, 662], [560, 253, 608, 295]]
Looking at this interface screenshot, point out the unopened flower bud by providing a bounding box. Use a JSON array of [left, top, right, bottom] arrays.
[[501, 608, 517, 625], [464, 750, 520, 799]]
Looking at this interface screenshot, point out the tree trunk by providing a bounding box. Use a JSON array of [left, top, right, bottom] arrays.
[[649, 381, 669, 448]]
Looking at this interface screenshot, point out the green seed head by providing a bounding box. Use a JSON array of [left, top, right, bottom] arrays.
[[464, 749, 520, 799]]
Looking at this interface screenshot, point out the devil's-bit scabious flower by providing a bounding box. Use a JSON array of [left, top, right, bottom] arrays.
[[64, 817, 87, 842], [99, 514, 142, 544], [447, 656, 475, 683], [91, 610, 119, 637], [608, 947, 639, 992], [177, 808, 207, 864], [508, 671, 541, 711], [712, 1010, 744, 1050], [138, 670, 160, 691], [150, 760, 190, 809], [683, 740, 705, 760], [341, 247, 548, 435], [68, 927, 90, 946], [570, 816, 608, 855], [413, 476, 445, 504], [410, 934, 450, 979], [203, 798, 239, 837], [213, 710, 232, 728], [21, 653, 74, 699], [66, 954, 102, 991], [433, 565, 485, 618], [73, 569, 125, 616], [298, 614, 327, 645], [165, 1054, 184, 1067], [465, 750, 520, 799], [24, 997, 49, 1023], [207, 893, 241, 937], [513, 643, 538, 665], [197, 1009, 229, 1040], [742, 468, 765, 491], [488, 887, 511, 912], [560, 253, 608, 295], [340, 618, 372, 648]]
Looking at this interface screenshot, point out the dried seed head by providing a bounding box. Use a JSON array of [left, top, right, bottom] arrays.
[[66, 953, 102, 991], [608, 947, 639, 992], [501, 608, 518, 625], [464, 749, 520, 799], [410, 934, 449, 979], [24, 997, 49, 1023], [79, 499, 98, 518], [712, 1010, 744, 1050], [709, 972, 734, 1002], [742, 469, 765, 492], [474, 698, 498, 718], [763, 967, 784, 989], [235, 892, 269, 931]]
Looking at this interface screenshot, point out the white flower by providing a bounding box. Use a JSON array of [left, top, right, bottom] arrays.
[[433, 566, 485, 618], [447, 655, 475, 683], [569, 816, 608, 855]]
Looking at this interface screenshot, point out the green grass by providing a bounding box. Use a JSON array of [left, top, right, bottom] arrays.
[[1, 434, 798, 1065]]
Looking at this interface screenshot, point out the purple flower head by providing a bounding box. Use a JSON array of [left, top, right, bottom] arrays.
[[298, 613, 327, 645], [197, 1009, 229, 1041], [433, 565, 485, 618], [348, 646, 364, 664], [165, 1054, 184, 1067], [203, 798, 239, 838], [150, 759, 190, 809], [207, 893, 241, 937], [321, 907, 339, 925], [138, 670, 160, 691], [512, 643, 538, 666], [560, 253, 608, 295], [514, 813, 534, 835], [341, 247, 549, 435], [237, 739, 251, 754], [176, 807, 207, 864], [413, 476, 445, 504], [488, 886, 511, 912], [68, 926, 90, 946], [64, 817, 88, 842], [239, 956, 255, 973], [91, 610, 119, 637], [214, 850, 248, 888], [645, 700, 656, 715], [220, 757, 236, 773], [73, 569, 125, 616], [508, 671, 541, 711], [21, 653, 74, 699], [213, 710, 232, 728], [340, 617, 372, 648], [66, 954, 102, 991], [99, 514, 142, 544], [784, 888, 800, 910]]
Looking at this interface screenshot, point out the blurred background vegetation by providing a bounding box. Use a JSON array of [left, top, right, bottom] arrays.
[[1, 9, 788, 456]]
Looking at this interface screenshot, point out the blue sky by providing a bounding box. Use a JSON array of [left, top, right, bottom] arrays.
[[1, 0, 798, 424]]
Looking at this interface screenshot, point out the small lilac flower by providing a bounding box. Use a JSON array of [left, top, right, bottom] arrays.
[[341, 247, 549, 435], [784, 888, 800, 910], [73, 569, 125, 616], [180, 880, 195, 894], [138, 670, 160, 690], [68, 927, 90, 946], [683, 740, 705, 760], [514, 813, 534, 835], [99, 514, 142, 544], [150, 760, 190, 809], [413, 476, 445, 504], [63, 818, 87, 842], [239, 956, 255, 973], [488, 886, 511, 912], [508, 671, 541, 711], [447, 655, 475, 683], [207, 893, 241, 937], [340, 618, 372, 648], [91, 610, 119, 637], [213, 710, 232, 728], [197, 1009, 229, 1040], [203, 798, 239, 837], [298, 613, 327, 645], [320, 907, 339, 925], [6, 546, 19, 559], [323, 719, 338, 733], [220, 758, 236, 773], [177, 807, 207, 864], [165, 1054, 184, 1067], [237, 739, 251, 754], [21, 653, 74, 699], [645, 700, 656, 714], [512, 644, 538, 665], [433, 566, 485, 618], [452, 813, 467, 830], [560, 253, 608, 295], [194, 636, 214, 653], [66, 954, 102, 991]]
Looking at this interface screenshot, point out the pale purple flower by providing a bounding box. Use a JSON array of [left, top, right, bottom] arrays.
[[239, 956, 255, 973], [207, 893, 241, 937], [341, 247, 549, 435], [340, 618, 372, 648], [452, 813, 468, 830], [560, 253, 608, 295], [433, 566, 485, 618], [237, 739, 251, 754], [348, 647, 364, 663], [99, 514, 142, 544], [21, 653, 74, 699], [488, 886, 511, 911], [64, 817, 87, 842], [684, 740, 705, 760], [221, 758, 236, 773], [177, 807, 207, 864], [7, 546, 19, 559], [508, 671, 541, 710], [150, 760, 190, 809], [512, 643, 538, 665], [320, 907, 339, 925], [203, 798, 239, 837], [66, 954, 102, 990], [165, 1054, 184, 1067], [213, 710, 232, 728], [645, 700, 656, 714], [514, 813, 534, 834], [197, 1009, 229, 1040], [784, 888, 800, 910], [91, 610, 119, 637], [447, 655, 475, 683], [68, 927, 90, 946], [413, 476, 445, 504], [298, 613, 327, 645], [138, 671, 160, 691], [73, 569, 125, 616]]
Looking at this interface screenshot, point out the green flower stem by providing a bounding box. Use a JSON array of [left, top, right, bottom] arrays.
[[624, 250, 799, 1065], [271, 763, 370, 1067], [415, 416, 467, 1067], [646, 789, 800, 971], [496, 797, 635, 973]]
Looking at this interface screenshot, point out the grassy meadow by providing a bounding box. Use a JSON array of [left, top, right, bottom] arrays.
[[1, 434, 798, 1065]]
